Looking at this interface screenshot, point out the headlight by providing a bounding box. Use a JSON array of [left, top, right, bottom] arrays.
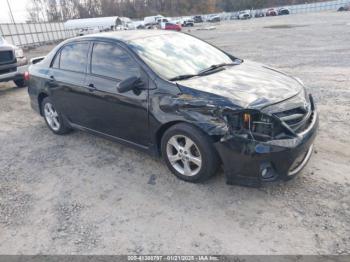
[[15, 48, 24, 58], [295, 78, 310, 103], [224, 110, 277, 141]]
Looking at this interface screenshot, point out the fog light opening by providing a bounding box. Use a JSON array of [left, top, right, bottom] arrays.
[[261, 168, 268, 177], [260, 164, 276, 181]]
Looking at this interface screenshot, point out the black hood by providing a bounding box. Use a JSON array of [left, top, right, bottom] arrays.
[[176, 60, 304, 109]]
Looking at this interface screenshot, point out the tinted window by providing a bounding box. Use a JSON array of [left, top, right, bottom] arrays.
[[91, 43, 140, 80], [60, 43, 89, 73]]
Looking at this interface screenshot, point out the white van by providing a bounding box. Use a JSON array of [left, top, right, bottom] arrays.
[[144, 15, 164, 26]]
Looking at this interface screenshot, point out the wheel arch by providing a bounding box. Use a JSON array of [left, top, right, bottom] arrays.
[[155, 120, 184, 156], [38, 92, 49, 116], [155, 120, 222, 157]]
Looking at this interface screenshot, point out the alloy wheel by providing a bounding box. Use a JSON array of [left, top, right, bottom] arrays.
[[44, 103, 60, 131], [166, 135, 202, 177]]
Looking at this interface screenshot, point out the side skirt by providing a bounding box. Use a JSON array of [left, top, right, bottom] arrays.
[[69, 122, 158, 157]]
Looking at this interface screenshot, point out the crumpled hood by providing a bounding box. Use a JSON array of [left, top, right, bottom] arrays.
[[177, 60, 303, 109]]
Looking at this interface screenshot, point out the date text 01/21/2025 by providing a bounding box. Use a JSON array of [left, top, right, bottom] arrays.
[[127, 255, 220, 261]]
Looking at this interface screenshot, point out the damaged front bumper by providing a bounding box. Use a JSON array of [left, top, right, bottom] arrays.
[[214, 109, 318, 187]]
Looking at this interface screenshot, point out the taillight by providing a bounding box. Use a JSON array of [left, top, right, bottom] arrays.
[[24, 71, 30, 81]]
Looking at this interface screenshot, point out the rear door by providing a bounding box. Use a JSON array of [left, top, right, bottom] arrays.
[[48, 41, 90, 124], [83, 41, 150, 146]]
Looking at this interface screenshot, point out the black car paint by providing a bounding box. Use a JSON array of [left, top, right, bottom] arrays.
[[28, 31, 318, 186]]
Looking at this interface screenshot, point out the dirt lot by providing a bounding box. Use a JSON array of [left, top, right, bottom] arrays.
[[0, 11, 349, 255]]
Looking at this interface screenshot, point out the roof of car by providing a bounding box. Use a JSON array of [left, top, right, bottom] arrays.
[[78, 30, 177, 42]]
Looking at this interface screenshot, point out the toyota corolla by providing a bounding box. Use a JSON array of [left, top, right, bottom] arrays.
[[27, 31, 318, 186]]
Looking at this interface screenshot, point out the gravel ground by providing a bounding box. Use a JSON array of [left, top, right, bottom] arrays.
[[0, 11, 349, 255]]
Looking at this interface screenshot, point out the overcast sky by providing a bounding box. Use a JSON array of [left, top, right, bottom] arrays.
[[0, 0, 29, 23]]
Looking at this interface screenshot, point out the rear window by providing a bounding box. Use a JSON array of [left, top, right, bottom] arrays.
[[59, 43, 89, 73]]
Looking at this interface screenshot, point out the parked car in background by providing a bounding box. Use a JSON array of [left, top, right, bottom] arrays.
[[193, 15, 203, 23], [230, 12, 239, 20], [144, 15, 164, 26], [182, 18, 194, 27], [238, 10, 251, 20], [164, 23, 181, 31], [278, 7, 290, 15], [266, 8, 277, 16], [132, 21, 145, 29], [254, 10, 265, 18], [0, 36, 27, 87], [337, 3, 350, 11], [27, 31, 318, 186], [77, 28, 100, 36], [156, 18, 169, 24], [207, 15, 221, 23]]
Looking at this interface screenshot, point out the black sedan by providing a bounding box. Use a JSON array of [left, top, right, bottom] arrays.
[[278, 8, 290, 15], [27, 31, 318, 187]]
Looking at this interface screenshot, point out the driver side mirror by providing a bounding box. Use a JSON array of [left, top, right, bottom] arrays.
[[117, 76, 145, 93]]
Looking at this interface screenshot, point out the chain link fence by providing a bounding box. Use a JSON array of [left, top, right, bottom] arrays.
[[286, 0, 349, 14], [0, 22, 78, 48], [0, 0, 349, 48]]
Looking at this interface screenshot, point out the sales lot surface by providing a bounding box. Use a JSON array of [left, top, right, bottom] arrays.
[[0, 12, 349, 255]]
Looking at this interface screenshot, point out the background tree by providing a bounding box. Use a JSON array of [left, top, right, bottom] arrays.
[[26, 0, 328, 22]]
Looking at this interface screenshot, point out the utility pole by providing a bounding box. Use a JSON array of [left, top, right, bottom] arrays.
[[6, 0, 16, 23]]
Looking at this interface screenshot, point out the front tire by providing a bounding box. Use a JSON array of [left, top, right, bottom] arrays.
[[42, 97, 72, 135], [161, 123, 220, 183]]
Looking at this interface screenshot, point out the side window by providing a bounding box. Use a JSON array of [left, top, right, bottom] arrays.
[[91, 43, 140, 80], [60, 43, 89, 73]]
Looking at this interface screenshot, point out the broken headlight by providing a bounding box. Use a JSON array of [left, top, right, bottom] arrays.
[[224, 110, 286, 141]]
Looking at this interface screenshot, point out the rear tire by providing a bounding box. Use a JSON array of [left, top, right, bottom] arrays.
[[42, 97, 72, 135], [14, 79, 25, 88], [161, 123, 220, 183]]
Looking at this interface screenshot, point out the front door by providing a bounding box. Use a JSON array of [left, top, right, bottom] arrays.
[[82, 41, 150, 147]]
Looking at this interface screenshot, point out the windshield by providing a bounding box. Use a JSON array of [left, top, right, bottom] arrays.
[[129, 33, 233, 80], [0, 36, 5, 44]]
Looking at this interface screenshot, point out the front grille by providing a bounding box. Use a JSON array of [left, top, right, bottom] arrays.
[[0, 51, 14, 64], [273, 105, 311, 133]]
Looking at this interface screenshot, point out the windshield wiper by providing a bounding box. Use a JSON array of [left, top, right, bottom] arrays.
[[197, 62, 237, 75], [169, 74, 198, 81], [169, 62, 240, 82]]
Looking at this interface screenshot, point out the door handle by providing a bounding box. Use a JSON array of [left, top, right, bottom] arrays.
[[87, 83, 96, 92]]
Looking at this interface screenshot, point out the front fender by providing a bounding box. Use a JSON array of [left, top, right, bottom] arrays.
[[155, 93, 232, 136]]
